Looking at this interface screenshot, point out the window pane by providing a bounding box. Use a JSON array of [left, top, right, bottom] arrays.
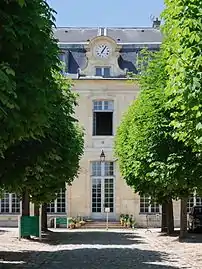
[[104, 162, 114, 176], [0, 193, 10, 213], [47, 189, 66, 214], [92, 161, 101, 176], [93, 101, 102, 111], [11, 194, 20, 213], [47, 202, 55, 213], [140, 196, 160, 214], [95, 68, 102, 76], [104, 100, 114, 111], [103, 67, 110, 78], [104, 178, 114, 213], [187, 194, 202, 212], [56, 189, 66, 213], [91, 178, 102, 213]]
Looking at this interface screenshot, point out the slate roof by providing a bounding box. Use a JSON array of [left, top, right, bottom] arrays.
[[54, 27, 162, 44], [54, 27, 162, 76]]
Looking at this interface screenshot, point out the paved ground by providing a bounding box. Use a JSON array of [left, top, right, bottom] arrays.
[[0, 228, 202, 268]]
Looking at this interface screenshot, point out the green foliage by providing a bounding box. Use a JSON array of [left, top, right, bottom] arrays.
[[0, 0, 84, 203], [0, 0, 60, 154], [161, 0, 202, 150], [0, 72, 84, 204], [115, 49, 202, 203]]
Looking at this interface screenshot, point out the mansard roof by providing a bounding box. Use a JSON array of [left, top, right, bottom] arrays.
[[54, 27, 162, 75], [54, 27, 162, 44]]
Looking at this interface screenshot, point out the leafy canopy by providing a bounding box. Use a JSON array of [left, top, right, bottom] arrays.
[[0, 71, 84, 204], [161, 0, 202, 150], [0, 0, 60, 154], [115, 49, 202, 202]]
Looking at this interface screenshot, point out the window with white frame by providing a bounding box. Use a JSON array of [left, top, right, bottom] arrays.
[[0, 193, 20, 214], [91, 161, 115, 213], [95, 67, 111, 78], [47, 189, 66, 214], [187, 193, 202, 213], [140, 196, 160, 214], [93, 100, 113, 136]]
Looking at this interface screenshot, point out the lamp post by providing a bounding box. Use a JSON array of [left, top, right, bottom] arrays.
[[100, 149, 105, 162]]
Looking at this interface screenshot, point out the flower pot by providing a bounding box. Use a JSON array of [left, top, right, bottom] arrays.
[[69, 224, 75, 229]]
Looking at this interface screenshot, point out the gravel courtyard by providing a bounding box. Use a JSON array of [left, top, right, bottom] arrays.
[[0, 228, 201, 269]]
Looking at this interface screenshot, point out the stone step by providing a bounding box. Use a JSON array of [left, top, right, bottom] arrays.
[[82, 221, 124, 229]]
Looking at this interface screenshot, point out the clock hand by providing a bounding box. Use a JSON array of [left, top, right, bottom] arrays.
[[101, 46, 106, 54]]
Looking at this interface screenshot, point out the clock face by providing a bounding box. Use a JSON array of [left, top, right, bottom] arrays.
[[95, 44, 110, 59]]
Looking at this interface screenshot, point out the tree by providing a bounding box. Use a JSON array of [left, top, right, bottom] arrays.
[[161, 0, 202, 151], [0, 72, 84, 215], [0, 0, 84, 236], [114, 49, 202, 237], [0, 0, 60, 156]]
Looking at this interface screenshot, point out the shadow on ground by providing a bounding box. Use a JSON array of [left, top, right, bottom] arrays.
[[0, 230, 188, 269], [35, 230, 146, 246], [158, 229, 202, 243], [0, 248, 183, 269]]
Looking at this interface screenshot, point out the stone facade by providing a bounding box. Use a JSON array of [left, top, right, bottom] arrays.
[[61, 28, 180, 227]]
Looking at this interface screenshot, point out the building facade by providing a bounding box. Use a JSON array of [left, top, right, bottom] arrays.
[[1, 24, 202, 227], [59, 25, 162, 226]]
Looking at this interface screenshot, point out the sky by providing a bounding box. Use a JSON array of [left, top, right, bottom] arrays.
[[47, 0, 164, 27]]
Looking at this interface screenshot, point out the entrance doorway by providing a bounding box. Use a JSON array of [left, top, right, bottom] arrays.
[[91, 161, 115, 219]]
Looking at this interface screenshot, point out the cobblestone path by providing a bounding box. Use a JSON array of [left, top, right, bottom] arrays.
[[0, 228, 201, 268]]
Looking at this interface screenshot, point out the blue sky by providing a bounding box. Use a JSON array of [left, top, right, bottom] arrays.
[[47, 0, 164, 27]]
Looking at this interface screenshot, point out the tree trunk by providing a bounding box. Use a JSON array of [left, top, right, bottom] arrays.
[[161, 202, 167, 233], [21, 189, 30, 216], [41, 203, 48, 232], [21, 189, 30, 239], [179, 197, 188, 240], [166, 199, 174, 235], [34, 204, 39, 216]]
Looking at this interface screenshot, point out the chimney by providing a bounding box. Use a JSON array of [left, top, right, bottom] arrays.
[[153, 17, 161, 29]]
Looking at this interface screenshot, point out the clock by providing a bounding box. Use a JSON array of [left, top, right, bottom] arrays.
[[95, 44, 110, 59]]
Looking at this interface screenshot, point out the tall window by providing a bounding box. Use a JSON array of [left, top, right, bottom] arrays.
[[47, 189, 66, 214], [140, 196, 160, 214], [0, 193, 20, 214], [187, 193, 202, 213], [93, 100, 113, 136], [91, 161, 114, 213], [95, 67, 110, 78]]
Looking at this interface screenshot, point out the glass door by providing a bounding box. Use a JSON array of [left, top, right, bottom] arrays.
[[91, 161, 115, 219], [92, 178, 102, 213], [104, 178, 114, 213]]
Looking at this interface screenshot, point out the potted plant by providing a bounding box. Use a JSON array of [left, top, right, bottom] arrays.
[[120, 214, 124, 226], [129, 214, 133, 228], [124, 214, 129, 227], [68, 218, 75, 229], [75, 218, 81, 228], [69, 222, 75, 229], [79, 220, 86, 226]]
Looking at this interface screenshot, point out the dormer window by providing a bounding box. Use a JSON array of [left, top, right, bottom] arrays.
[[95, 67, 111, 78]]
